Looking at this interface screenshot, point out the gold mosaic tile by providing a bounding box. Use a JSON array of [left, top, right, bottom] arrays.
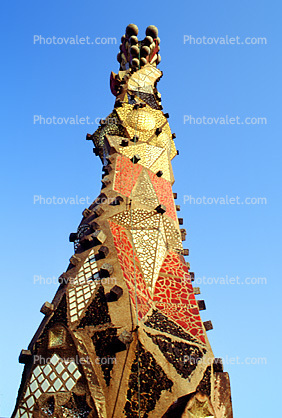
[[119, 143, 165, 169], [131, 218, 167, 293], [116, 103, 175, 157], [48, 326, 66, 348], [132, 169, 159, 208], [128, 64, 162, 91]]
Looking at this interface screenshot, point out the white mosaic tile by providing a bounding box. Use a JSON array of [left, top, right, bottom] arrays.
[[49, 372, 56, 381], [67, 362, 76, 373], [50, 354, 60, 366], [33, 366, 41, 377], [65, 377, 75, 391], [68, 249, 99, 322], [18, 345, 82, 416], [30, 381, 38, 392], [54, 378, 63, 391], [34, 388, 42, 399], [26, 396, 35, 409], [43, 364, 52, 375], [55, 362, 64, 374], [19, 409, 30, 418]]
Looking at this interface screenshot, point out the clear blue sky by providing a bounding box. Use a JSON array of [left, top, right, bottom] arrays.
[[1, 1, 281, 417]]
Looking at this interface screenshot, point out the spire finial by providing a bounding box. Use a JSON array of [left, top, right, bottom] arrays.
[[117, 24, 161, 71]]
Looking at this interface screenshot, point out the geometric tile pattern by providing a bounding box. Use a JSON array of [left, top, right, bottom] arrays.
[[109, 220, 152, 319], [131, 219, 167, 292], [118, 143, 165, 170], [115, 103, 177, 160], [110, 208, 159, 228], [148, 171, 177, 221], [116, 141, 172, 182], [163, 217, 183, 251], [153, 252, 206, 344], [110, 209, 182, 252], [68, 249, 99, 323], [127, 65, 162, 92], [149, 148, 173, 182], [113, 154, 142, 198], [132, 169, 159, 208], [151, 221, 168, 290], [15, 354, 81, 417]]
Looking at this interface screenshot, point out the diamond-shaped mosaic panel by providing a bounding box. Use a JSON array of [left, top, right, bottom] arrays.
[[15, 354, 81, 417]]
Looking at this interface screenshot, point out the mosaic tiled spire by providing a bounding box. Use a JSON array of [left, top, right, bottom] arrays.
[[12, 24, 233, 418]]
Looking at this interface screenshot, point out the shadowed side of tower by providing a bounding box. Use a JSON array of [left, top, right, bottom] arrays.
[[12, 24, 233, 418]]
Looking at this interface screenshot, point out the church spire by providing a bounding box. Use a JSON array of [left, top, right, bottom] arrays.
[[12, 24, 233, 418]]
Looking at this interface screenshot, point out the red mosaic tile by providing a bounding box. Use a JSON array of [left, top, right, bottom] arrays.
[[114, 154, 142, 198], [148, 171, 177, 221], [153, 251, 206, 344], [109, 220, 151, 319]]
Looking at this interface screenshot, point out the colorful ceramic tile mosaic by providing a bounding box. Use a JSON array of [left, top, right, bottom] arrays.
[[110, 208, 182, 252], [15, 354, 81, 417], [13, 24, 232, 418], [67, 249, 99, 323], [109, 220, 152, 319], [118, 143, 165, 169], [148, 171, 177, 221], [113, 153, 142, 197], [132, 169, 159, 207], [131, 220, 167, 292], [127, 65, 162, 91], [153, 252, 206, 344], [116, 103, 174, 151]]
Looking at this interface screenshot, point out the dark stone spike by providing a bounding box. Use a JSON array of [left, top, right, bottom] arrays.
[[69, 232, 77, 242], [86, 133, 93, 141], [155, 204, 166, 214], [121, 139, 129, 147], [214, 358, 224, 372], [197, 300, 206, 311], [19, 349, 32, 364], [131, 155, 141, 164], [204, 320, 213, 331], [108, 285, 123, 301]]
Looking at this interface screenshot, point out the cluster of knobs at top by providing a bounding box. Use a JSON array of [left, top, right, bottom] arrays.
[[117, 24, 161, 70]]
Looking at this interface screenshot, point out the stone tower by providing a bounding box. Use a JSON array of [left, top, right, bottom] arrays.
[[12, 24, 233, 418]]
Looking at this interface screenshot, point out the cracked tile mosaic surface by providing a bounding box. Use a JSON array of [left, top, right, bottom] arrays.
[[110, 208, 182, 252], [108, 220, 152, 319], [113, 154, 142, 197], [131, 218, 167, 292], [153, 252, 206, 344], [116, 104, 174, 153], [132, 169, 159, 207], [118, 143, 165, 170], [149, 148, 172, 182], [127, 65, 162, 91], [148, 171, 177, 221]]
